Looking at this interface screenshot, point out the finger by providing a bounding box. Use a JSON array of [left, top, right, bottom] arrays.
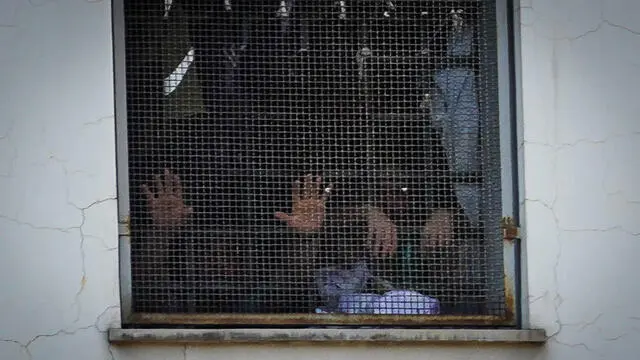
[[384, 224, 397, 254], [392, 225, 398, 251], [383, 226, 398, 256], [373, 226, 384, 257], [379, 226, 390, 257], [367, 213, 376, 254], [172, 173, 183, 197], [154, 174, 164, 194], [313, 176, 321, 195], [163, 169, 173, 193], [275, 211, 292, 223], [141, 184, 154, 205], [379, 230, 389, 257], [368, 211, 384, 257], [380, 234, 390, 256], [292, 180, 301, 203], [378, 231, 388, 257], [303, 174, 313, 198], [321, 183, 333, 202]]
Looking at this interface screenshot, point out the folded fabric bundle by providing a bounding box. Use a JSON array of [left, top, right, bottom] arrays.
[[323, 290, 440, 315]]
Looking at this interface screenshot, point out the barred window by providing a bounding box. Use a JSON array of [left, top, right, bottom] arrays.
[[115, 0, 517, 327]]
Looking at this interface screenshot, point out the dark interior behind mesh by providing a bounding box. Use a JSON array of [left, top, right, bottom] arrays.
[[123, 0, 504, 318]]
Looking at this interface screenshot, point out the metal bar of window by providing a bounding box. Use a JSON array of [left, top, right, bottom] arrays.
[[509, 0, 527, 329], [129, 313, 509, 327], [496, 0, 519, 327], [112, 0, 133, 324]]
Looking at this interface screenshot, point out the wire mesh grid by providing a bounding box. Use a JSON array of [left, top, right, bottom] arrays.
[[123, 0, 505, 318]]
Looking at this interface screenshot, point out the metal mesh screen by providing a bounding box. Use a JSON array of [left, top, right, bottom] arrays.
[[123, 0, 504, 318]]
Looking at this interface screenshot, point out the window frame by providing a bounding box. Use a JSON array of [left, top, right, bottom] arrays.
[[112, 0, 521, 328]]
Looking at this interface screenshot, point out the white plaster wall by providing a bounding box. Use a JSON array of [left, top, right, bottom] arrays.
[[518, 0, 640, 358], [0, 0, 120, 359], [0, 0, 638, 359]]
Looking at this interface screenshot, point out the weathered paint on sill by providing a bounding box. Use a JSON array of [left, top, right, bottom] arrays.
[[109, 328, 547, 344]]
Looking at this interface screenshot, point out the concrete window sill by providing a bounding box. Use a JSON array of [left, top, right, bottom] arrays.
[[109, 328, 547, 345]]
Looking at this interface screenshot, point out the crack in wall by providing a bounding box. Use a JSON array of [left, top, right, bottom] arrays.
[[0, 215, 77, 233], [522, 24, 563, 340], [82, 115, 114, 127], [0, 121, 18, 179], [2, 195, 119, 336], [68, 197, 118, 325], [525, 0, 640, 42], [518, 3, 640, 352], [1, 305, 118, 360], [0, 106, 119, 356], [573, 18, 640, 41], [528, 84, 640, 360], [552, 337, 594, 352], [528, 291, 548, 305]]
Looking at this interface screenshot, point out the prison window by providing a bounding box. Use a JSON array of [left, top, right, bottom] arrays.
[[117, 0, 514, 326]]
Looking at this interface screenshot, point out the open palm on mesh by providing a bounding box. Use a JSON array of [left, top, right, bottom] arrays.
[[142, 169, 193, 229], [275, 174, 330, 233]]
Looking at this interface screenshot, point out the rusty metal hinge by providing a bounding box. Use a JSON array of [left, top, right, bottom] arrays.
[[119, 215, 131, 237], [501, 216, 520, 241]]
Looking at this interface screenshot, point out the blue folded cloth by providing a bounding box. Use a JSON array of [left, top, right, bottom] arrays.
[[337, 290, 440, 315], [314, 261, 441, 315]]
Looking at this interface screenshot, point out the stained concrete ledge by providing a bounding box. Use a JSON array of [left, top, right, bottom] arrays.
[[109, 328, 547, 345]]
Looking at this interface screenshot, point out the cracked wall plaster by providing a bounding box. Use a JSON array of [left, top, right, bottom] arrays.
[[1, 0, 640, 359], [520, 0, 640, 358], [0, 0, 119, 358]]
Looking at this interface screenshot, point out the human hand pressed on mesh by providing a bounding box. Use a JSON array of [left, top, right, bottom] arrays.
[[367, 206, 398, 258], [275, 174, 330, 233], [421, 209, 455, 249], [142, 169, 193, 230]]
